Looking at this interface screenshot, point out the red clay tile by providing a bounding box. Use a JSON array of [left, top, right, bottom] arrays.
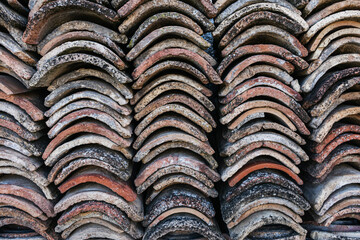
[[47, 145, 130, 183], [135, 151, 219, 187], [134, 38, 216, 68], [219, 11, 305, 49], [133, 130, 214, 162], [143, 214, 224, 240], [135, 104, 213, 135], [43, 120, 131, 159], [29, 53, 132, 88], [54, 183, 144, 222], [228, 161, 303, 187], [218, 45, 308, 77], [23, 0, 120, 45], [134, 93, 216, 128], [57, 201, 143, 239], [58, 167, 137, 202], [47, 108, 132, 139], [220, 86, 310, 123], [223, 119, 305, 145], [221, 25, 308, 58], [118, 0, 214, 34], [131, 48, 222, 84], [133, 115, 207, 149], [128, 12, 204, 49], [223, 169, 303, 202]]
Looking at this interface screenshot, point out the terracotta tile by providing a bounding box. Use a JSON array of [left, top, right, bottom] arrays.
[[47, 68, 131, 98], [228, 210, 306, 240], [144, 187, 215, 226], [143, 214, 225, 240], [131, 48, 222, 84], [310, 105, 360, 143], [135, 104, 213, 135], [48, 145, 130, 183], [305, 145, 360, 182], [23, 0, 120, 45], [57, 167, 137, 202], [222, 184, 309, 224], [0, 194, 46, 220], [118, 0, 214, 34], [302, 11, 360, 45], [303, 164, 360, 212], [132, 74, 212, 105], [133, 130, 214, 163], [0, 145, 43, 171], [146, 174, 218, 204], [140, 141, 217, 169], [45, 79, 129, 107], [303, 67, 360, 110], [221, 25, 308, 58], [220, 11, 305, 50], [44, 133, 133, 168], [0, 2, 27, 28], [315, 197, 360, 224], [316, 184, 360, 217], [218, 45, 308, 78], [0, 175, 55, 216], [223, 56, 295, 86], [311, 230, 360, 239], [213, 3, 306, 39], [221, 131, 308, 162], [134, 94, 216, 128], [223, 141, 301, 167], [223, 169, 303, 202], [223, 119, 306, 145], [307, 20, 360, 52], [128, 12, 204, 49], [45, 90, 132, 119], [47, 107, 132, 139], [214, 1, 301, 25], [0, 32, 37, 66], [38, 40, 127, 70], [135, 150, 219, 186], [220, 65, 296, 96], [133, 39, 216, 68], [0, 166, 57, 199], [57, 201, 143, 239], [0, 207, 59, 240], [59, 217, 127, 239], [228, 161, 303, 187], [61, 223, 132, 239], [54, 183, 144, 222], [133, 115, 207, 150], [220, 87, 310, 123], [43, 120, 132, 159], [133, 61, 209, 90], [29, 53, 132, 88], [0, 74, 28, 95]]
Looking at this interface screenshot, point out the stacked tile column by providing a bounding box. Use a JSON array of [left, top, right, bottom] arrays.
[[113, 0, 225, 239], [21, 0, 144, 239], [299, 1, 360, 239], [0, 1, 58, 239], [212, 1, 312, 239]]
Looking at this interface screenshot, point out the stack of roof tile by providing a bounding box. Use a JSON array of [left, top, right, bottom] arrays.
[[21, 0, 144, 239], [116, 1, 225, 239], [0, 1, 59, 239], [213, 0, 312, 239], [299, 0, 360, 238]]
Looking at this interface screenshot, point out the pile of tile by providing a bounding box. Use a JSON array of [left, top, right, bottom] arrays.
[[299, 0, 360, 238], [115, 0, 225, 239], [21, 0, 144, 239], [213, 0, 312, 239], [0, 1, 59, 239]]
